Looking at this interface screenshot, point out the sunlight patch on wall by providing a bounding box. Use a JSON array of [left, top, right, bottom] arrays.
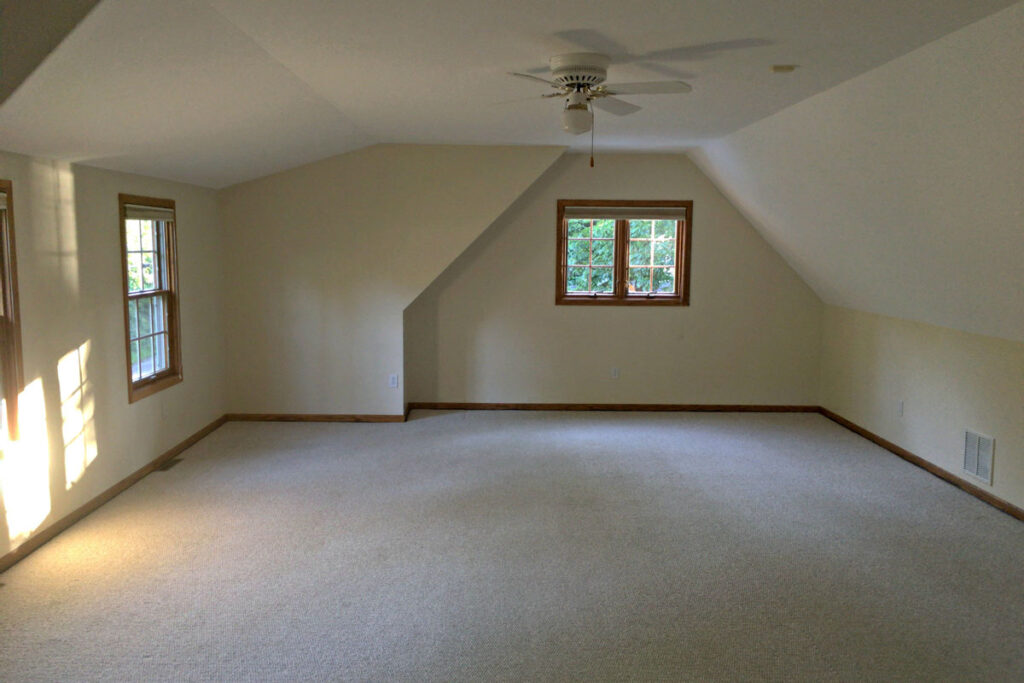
[[58, 341, 97, 489], [1, 378, 51, 545]]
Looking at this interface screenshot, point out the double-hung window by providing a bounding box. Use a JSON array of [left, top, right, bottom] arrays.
[[0, 180, 23, 436], [118, 194, 182, 402], [556, 199, 692, 305]]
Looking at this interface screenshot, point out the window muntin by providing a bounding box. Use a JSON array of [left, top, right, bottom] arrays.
[[566, 218, 616, 293], [119, 194, 181, 402], [125, 218, 170, 381], [556, 200, 691, 306], [627, 219, 678, 294]]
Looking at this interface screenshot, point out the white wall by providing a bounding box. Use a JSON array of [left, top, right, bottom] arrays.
[[690, 3, 1024, 342], [0, 150, 226, 556], [405, 153, 823, 405], [218, 143, 564, 416], [820, 306, 1024, 510]]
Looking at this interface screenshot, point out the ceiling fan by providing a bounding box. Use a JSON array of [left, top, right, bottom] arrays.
[[509, 52, 692, 136]]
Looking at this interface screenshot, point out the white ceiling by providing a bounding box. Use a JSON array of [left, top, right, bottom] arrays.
[[0, 0, 1016, 187]]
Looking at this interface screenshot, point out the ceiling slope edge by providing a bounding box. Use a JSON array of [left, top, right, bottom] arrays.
[[687, 3, 1024, 343], [0, 0, 102, 105]]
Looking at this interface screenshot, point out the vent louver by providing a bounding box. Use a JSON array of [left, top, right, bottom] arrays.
[[963, 430, 994, 485]]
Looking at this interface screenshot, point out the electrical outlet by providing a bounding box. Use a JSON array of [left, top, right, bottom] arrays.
[[610, 367, 620, 380], [388, 373, 399, 388]]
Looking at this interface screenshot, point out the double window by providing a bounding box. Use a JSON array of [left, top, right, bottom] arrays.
[[556, 200, 692, 305], [118, 194, 182, 402]]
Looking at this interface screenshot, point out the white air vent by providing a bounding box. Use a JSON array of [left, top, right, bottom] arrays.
[[963, 430, 994, 485]]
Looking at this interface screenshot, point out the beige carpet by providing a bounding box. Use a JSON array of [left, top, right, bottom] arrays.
[[1, 410, 1022, 681]]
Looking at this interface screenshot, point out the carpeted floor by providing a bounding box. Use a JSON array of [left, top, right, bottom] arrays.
[[1, 410, 1022, 681]]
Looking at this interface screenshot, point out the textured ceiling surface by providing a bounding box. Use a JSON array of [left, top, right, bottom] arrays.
[[0, 0, 1016, 186]]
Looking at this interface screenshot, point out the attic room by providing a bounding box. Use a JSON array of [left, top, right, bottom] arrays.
[[0, 0, 1021, 679]]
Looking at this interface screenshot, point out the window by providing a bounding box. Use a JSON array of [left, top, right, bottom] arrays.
[[0, 179, 23, 437], [119, 194, 182, 402], [556, 199, 692, 305]]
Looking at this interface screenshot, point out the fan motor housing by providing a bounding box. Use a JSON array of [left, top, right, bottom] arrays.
[[549, 52, 609, 89]]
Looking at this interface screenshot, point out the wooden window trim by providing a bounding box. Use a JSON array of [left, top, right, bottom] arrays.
[[555, 199, 692, 306], [0, 179, 24, 438], [118, 193, 182, 403]]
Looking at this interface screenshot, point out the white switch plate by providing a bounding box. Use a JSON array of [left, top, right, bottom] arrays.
[[610, 367, 620, 380], [388, 373, 399, 388]]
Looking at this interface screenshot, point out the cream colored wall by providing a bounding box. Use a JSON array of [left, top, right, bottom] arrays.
[[820, 305, 1024, 510], [0, 150, 226, 556], [690, 3, 1024, 342], [218, 143, 564, 416], [405, 153, 823, 405]]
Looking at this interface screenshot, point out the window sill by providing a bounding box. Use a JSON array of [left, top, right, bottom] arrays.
[[556, 294, 688, 306], [128, 371, 182, 403]]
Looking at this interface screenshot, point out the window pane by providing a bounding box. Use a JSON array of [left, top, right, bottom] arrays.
[[153, 295, 165, 333], [567, 239, 590, 266], [140, 221, 154, 251], [629, 220, 652, 239], [567, 267, 589, 292], [654, 240, 676, 266], [591, 240, 614, 266], [567, 219, 590, 239], [628, 267, 652, 293], [153, 333, 168, 372], [139, 337, 154, 378], [128, 299, 138, 338], [654, 219, 676, 239], [591, 267, 614, 292], [592, 219, 614, 239], [126, 220, 141, 251], [653, 267, 675, 293], [131, 340, 140, 381], [138, 297, 152, 336], [142, 253, 156, 290], [629, 240, 651, 266], [128, 253, 143, 293]]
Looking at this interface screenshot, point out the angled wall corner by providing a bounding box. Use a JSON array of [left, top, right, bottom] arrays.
[[688, 2, 1024, 343], [218, 143, 566, 415]]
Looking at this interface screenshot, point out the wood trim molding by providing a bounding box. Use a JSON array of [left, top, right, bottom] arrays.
[[118, 193, 183, 404], [225, 413, 406, 423], [0, 179, 24, 439], [408, 402, 819, 413], [819, 407, 1024, 522], [555, 199, 692, 306], [0, 415, 227, 574]]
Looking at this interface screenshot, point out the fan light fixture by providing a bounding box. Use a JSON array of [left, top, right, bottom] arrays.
[[561, 90, 593, 135], [562, 103, 593, 135]]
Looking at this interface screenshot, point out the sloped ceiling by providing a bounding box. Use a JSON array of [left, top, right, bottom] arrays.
[[0, 0, 1016, 187], [690, 3, 1024, 342]]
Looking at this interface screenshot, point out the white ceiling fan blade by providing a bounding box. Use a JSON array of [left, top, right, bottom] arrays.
[[509, 72, 559, 88], [592, 96, 642, 116], [493, 93, 562, 105], [603, 81, 692, 95]]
